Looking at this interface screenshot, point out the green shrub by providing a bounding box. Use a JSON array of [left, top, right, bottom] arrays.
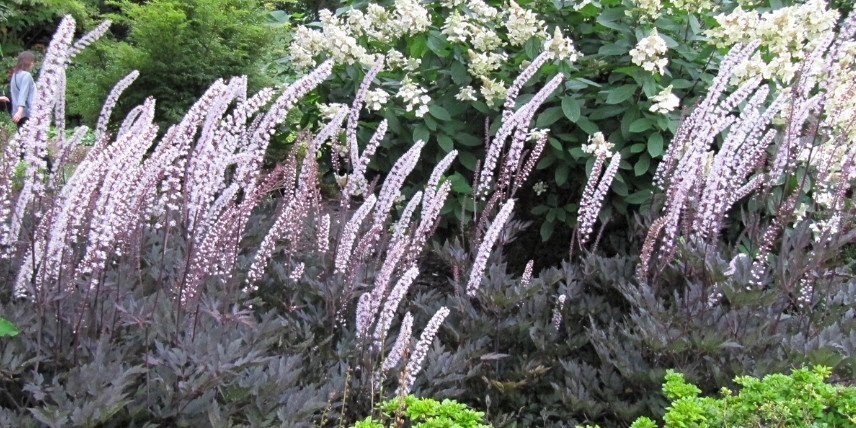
[[66, 0, 284, 126], [0, 318, 18, 337], [631, 367, 856, 427], [352, 395, 490, 428]]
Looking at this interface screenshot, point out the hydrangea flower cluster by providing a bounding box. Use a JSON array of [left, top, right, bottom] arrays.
[[364, 88, 389, 111], [504, 0, 547, 46], [397, 77, 431, 117], [544, 27, 579, 62], [630, 28, 669, 75], [582, 132, 615, 158], [628, 0, 662, 22], [289, 0, 577, 110], [649, 85, 680, 114], [706, 0, 839, 85]]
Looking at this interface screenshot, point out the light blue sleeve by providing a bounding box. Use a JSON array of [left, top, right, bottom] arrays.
[[12, 71, 35, 117]]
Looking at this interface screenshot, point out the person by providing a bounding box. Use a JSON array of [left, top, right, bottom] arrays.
[[8, 51, 36, 130]]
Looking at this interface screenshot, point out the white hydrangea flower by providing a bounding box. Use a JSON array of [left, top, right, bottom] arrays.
[[504, 0, 547, 46], [443, 12, 471, 43], [467, 0, 502, 22], [365, 88, 389, 111], [290, 26, 326, 68], [347, 9, 369, 35], [398, 77, 431, 117], [319, 103, 346, 120], [365, 4, 394, 41], [390, 0, 431, 37], [442, 0, 466, 7], [649, 85, 680, 114], [532, 181, 548, 196], [528, 128, 548, 142], [707, 0, 838, 85], [467, 50, 507, 78], [544, 27, 579, 62], [470, 25, 504, 51], [669, 0, 715, 13], [582, 132, 615, 157], [386, 49, 407, 68], [630, 28, 669, 75], [403, 57, 421, 71], [321, 14, 371, 66], [479, 77, 507, 108], [290, 45, 316, 68], [628, 0, 662, 21], [456, 86, 478, 101]]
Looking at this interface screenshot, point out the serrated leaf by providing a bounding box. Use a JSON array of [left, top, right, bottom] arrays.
[[426, 31, 449, 57], [449, 172, 472, 194], [598, 42, 628, 56], [456, 132, 483, 147], [630, 143, 646, 153], [480, 353, 511, 360], [540, 221, 554, 241], [576, 117, 599, 134]]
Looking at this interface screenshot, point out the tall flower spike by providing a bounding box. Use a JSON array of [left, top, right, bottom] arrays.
[[400, 306, 450, 395], [578, 153, 620, 246], [372, 266, 420, 349], [67, 20, 112, 60], [335, 194, 377, 274], [95, 70, 139, 148], [382, 312, 413, 374], [371, 140, 425, 230], [467, 199, 515, 296]]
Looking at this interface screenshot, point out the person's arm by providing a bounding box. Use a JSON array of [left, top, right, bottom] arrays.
[[12, 72, 33, 123]]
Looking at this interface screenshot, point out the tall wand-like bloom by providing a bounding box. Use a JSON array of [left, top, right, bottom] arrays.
[[400, 306, 451, 395], [467, 199, 515, 296]]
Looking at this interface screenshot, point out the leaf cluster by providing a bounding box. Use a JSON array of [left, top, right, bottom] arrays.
[[631, 366, 856, 427]]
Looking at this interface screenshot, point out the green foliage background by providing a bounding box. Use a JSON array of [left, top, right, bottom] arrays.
[[63, 0, 283, 125]]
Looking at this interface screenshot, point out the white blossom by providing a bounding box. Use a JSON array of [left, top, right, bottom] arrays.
[[649, 85, 680, 114], [364, 88, 389, 111], [582, 132, 615, 157], [456, 86, 478, 101], [630, 28, 669, 75], [397, 77, 431, 117]]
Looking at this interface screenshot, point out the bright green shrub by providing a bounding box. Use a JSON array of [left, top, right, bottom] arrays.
[[0, 318, 18, 337], [630, 367, 856, 427], [352, 395, 490, 428]]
